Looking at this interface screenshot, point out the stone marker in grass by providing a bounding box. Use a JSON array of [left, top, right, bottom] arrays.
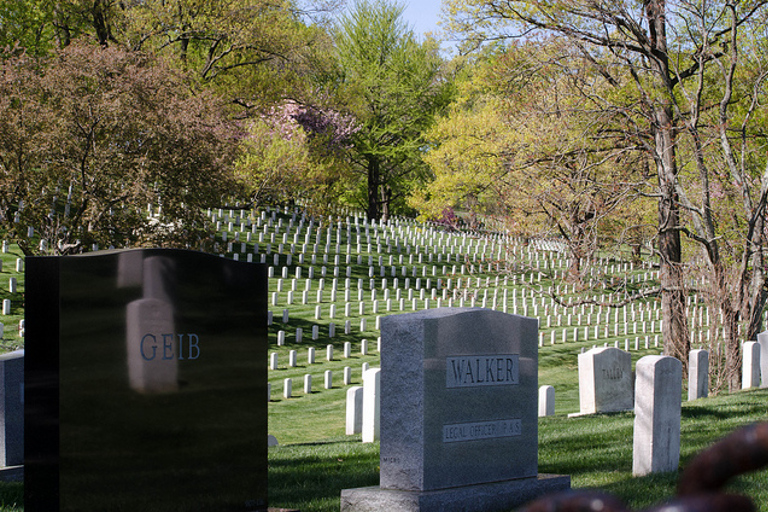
[[688, 349, 708, 401], [742, 341, 760, 390], [572, 346, 633, 416], [0, 350, 24, 471], [633, 355, 682, 476], [341, 308, 570, 512]]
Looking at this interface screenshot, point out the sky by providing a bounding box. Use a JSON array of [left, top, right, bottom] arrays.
[[402, 0, 445, 40], [401, 0, 459, 54]]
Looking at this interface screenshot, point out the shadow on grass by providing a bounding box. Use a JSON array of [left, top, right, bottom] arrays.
[[268, 438, 379, 511], [0, 482, 23, 512]]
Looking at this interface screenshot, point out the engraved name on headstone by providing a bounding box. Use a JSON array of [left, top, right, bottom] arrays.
[[341, 308, 569, 512]]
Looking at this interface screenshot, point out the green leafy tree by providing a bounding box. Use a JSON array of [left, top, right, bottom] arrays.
[[334, 0, 451, 221], [0, 0, 56, 55], [419, 41, 651, 285], [121, 0, 333, 110], [0, 40, 238, 255], [445, 0, 768, 388]]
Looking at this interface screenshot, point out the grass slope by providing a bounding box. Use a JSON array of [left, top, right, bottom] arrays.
[[267, 390, 768, 512]]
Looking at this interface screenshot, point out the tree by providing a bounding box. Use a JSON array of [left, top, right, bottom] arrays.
[[121, 0, 332, 110], [234, 100, 357, 211], [0, 40, 238, 255], [445, 0, 768, 380], [0, 0, 55, 55], [416, 41, 647, 283], [446, 0, 768, 388], [334, 0, 451, 221]]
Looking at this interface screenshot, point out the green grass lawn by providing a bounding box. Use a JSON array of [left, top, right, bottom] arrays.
[[2, 218, 767, 512], [0, 245, 25, 353], [266, 390, 768, 512]]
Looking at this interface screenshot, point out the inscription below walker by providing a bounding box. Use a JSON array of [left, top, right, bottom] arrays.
[[443, 419, 522, 443], [446, 355, 519, 388]]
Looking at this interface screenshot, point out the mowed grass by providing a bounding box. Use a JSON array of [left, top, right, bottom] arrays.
[[0, 246, 25, 353], [2, 227, 768, 512], [265, 330, 768, 512], [267, 390, 768, 512]]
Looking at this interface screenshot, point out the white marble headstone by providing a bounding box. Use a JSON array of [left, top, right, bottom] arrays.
[[577, 347, 633, 415]]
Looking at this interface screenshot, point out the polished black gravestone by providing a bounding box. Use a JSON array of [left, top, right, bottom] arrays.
[[25, 249, 268, 512]]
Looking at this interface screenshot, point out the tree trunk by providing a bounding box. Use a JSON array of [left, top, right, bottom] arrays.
[[653, 102, 689, 371], [721, 301, 742, 391], [367, 156, 380, 221], [380, 185, 391, 224], [744, 217, 767, 341], [91, 0, 112, 46], [657, 143, 691, 368], [645, 0, 690, 373]]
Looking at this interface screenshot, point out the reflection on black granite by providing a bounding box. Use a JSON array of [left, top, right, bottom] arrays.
[[26, 249, 268, 511]]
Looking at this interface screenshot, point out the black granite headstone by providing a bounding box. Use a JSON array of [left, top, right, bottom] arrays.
[[25, 249, 268, 511]]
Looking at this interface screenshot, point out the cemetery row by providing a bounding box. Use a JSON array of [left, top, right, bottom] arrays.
[[5, 206, 766, 404]]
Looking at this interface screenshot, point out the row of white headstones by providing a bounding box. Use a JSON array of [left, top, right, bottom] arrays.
[[0, 254, 25, 339]]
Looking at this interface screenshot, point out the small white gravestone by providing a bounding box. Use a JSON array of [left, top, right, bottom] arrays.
[[346, 386, 364, 435], [307, 347, 315, 364], [742, 341, 760, 389], [757, 331, 768, 388], [538, 385, 555, 417], [573, 347, 633, 416], [361, 367, 380, 443], [632, 355, 682, 476], [688, 349, 708, 400]]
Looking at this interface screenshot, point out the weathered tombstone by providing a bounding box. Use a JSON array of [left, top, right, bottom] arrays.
[[26, 249, 268, 511], [742, 341, 760, 389], [688, 349, 709, 400], [573, 347, 633, 416], [0, 350, 24, 473], [342, 308, 569, 512], [346, 386, 364, 435], [757, 331, 768, 388], [538, 385, 555, 417], [632, 355, 682, 476], [361, 367, 380, 443]]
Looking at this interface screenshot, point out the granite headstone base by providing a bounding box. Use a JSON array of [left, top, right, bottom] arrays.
[[340, 474, 570, 512]]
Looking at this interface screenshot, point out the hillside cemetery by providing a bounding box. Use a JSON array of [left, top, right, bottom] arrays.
[[1, 205, 768, 511]]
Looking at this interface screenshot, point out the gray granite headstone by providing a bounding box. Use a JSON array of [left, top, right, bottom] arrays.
[[0, 350, 24, 468], [341, 308, 569, 512]]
